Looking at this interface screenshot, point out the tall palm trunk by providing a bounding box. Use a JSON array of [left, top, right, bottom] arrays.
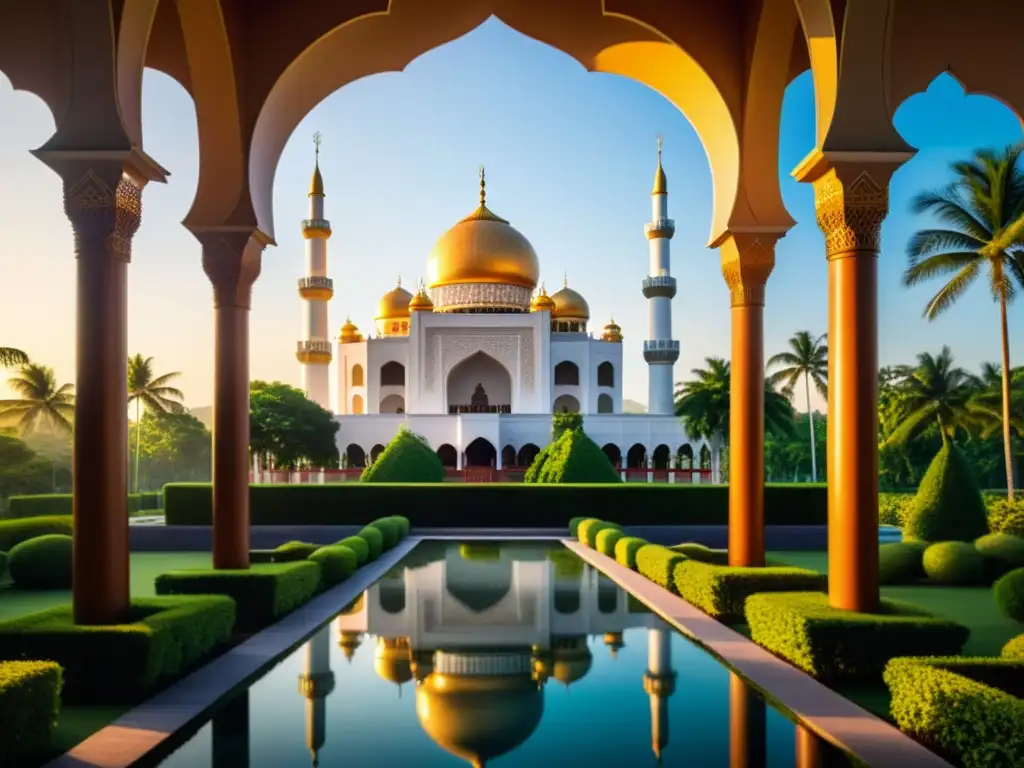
[[804, 372, 817, 483], [999, 291, 1015, 500], [134, 398, 142, 494]]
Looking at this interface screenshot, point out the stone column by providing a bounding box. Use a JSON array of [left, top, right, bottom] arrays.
[[729, 673, 766, 768], [809, 164, 896, 612], [720, 234, 777, 567], [195, 230, 264, 570], [58, 165, 143, 624]]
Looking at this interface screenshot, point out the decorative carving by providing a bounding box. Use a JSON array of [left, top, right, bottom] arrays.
[[442, 335, 519, 382], [64, 171, 143, 264], [719, 235, 776, 307], [432, 283, 532, 312], [813, 170, 889, 259], [198, 231, 265, 310], [521, 328, 535, 390], [425, 332, 442, 388]]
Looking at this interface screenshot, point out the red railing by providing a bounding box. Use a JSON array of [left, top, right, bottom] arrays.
[[250, 468, 712, 484]]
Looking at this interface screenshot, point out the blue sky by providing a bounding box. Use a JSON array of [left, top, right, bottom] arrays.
[[0, 18, 1021, 411]]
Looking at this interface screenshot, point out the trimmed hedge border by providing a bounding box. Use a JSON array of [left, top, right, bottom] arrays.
[[745, 592, 970, 683], [673, 560, 827, 622], [0, 516, 72, 552], [635, 545, 686, 592], [8, 491, 162, 519], [885, 656, 1024, 768], [155, 562, 319, 633], [163, 482, 828, 527], [0, 660, 62, 766], [0, 596, 235, 704]]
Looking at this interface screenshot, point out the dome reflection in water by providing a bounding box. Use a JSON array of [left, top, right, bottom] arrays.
[[159, 541, 855, 768]]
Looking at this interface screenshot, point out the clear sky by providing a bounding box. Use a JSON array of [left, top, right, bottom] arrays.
[[0, 18, 1021, 413]]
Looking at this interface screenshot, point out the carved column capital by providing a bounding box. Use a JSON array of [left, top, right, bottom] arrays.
[[59, 164, 143, 264], [812, 167, 893, 260], [718, 232, 780, 307], [194, 229, 267, 310]]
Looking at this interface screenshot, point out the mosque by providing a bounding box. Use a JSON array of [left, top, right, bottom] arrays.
[[295, 137, 718, 475]]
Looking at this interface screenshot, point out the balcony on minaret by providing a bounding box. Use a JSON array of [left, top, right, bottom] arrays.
[[644, 218, 675, 240], [642, 275, 677, 299], [298, 276, 334, 301], [302, 217, 332, 239], [643, 339, 680, 364], [296, 339, 333, 364]]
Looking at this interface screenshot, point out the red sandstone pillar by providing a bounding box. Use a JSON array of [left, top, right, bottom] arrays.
[[197, 231, 264, 569], [720, 234, 777, 567]]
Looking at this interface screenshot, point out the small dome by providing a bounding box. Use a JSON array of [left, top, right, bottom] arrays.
[[338, 630, 364, 662], [551, 641, 593, 685], [603, 631, 625, 659], [601, 318, 623, 343], [339, 317, 364, 344], [375, 637, 413, 685], [530, 284, 556, 313], [550, 281, 590, 320], [377, 281, 414, 321], [409, 287, 434, 312]]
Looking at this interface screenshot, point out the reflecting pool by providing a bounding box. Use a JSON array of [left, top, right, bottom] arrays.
[[158, 541, 853, 767]]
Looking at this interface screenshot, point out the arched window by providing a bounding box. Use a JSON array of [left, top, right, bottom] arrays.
[[501, 445, 517, 467], [517, 443, 541, 467], [465, 438, 497, 468], [345, 444, 366, 467], [351, 394, 365, 415], [554, 361, 580, 386], [437, 444, 458, 467], [351, 364, 364, 387], [370, 444, 386, 462], [601, 444, 621, 468], [626, 443, 647, 469], [676, 444, 694, 469], [380, 394, 405, 413], [380, 361, 405, 386], [597, 393, 613, 413], [652, 444, 671, 470], [597, 361, 614, 387], [553, 394, 580, 413]]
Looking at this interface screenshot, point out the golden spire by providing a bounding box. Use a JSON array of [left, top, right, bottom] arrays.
[[652, 134, 667, 196], [309, 131, 325, 197], [479, 164, 486, 206]]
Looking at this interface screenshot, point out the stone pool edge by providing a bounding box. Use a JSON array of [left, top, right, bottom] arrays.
[[44, 536, 422, 768], [563, 539, 953, 768]]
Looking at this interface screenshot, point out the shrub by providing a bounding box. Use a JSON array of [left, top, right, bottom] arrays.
[[7, 494, 72, 518], [358, 526, 384, 560], [155, 562, 319, 632], [385, 515, 411, 537], [878, 492, 914, 528], [568, 517, 588, 538], [579, 520, 618, 549], [635, 545, 686, 592], [274, 541, 320, 561], [1003, 633, 1024, 660], [0, 661, 62, 765], [993, 568, 1024, 622], [746, 592, 969, 683], [360, 426, 444, 483], [369, 519, 401, 550], [879, 541, 928, 585], [0, 516, 72, 551], [885, 656, 1024, 768], [988, 497, 1024, 537], [0, 551, 7, 581], [595, 527, 623, 557], [669, 543, 729, 565], [0, 596, 234, 703], [523, 444, 552, 483], [8, 534, 73, 590], [575, 518, 601, 545], [524, 428, 620, 484], [975, 532, 1024, 579], [923, 541, 986, 585], [674, 561, 827, 622], [552, 412, 584, 436], [335, 536, 369, 565], [614, 537, 647, 569], [308, 546, 358, 591], [904, 442, 990, 542], [163, 483, 829, 527]]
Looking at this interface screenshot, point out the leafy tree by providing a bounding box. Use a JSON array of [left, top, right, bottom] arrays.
[[0, 432, 55, 510], [0, 348, 28, 367], [884, 347, 979, 447], [127, 354, 184, 493], [0, 363, 75, 435], [129, 410, 212, 490], [249, 381, 339, 470], [768, 331, 828, 482], [904, 145, 1024, 499]]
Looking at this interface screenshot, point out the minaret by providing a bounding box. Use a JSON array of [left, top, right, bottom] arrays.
[[643, 136, 679, 414], [298, 624, 335, 766], [644, 623, 676, 763], [296, 131, 334, 410]]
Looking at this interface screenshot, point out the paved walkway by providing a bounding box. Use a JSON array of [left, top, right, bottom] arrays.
[[564, 540, 950, 768]]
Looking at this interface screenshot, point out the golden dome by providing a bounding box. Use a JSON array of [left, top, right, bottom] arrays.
[[603, 631, 625, 659], [376, 279, 414, 321], [338, 630, 363, 662], [339, 317, 364, 344], [652, 136, 667, 196], [426, 168, 540, 291], [530, 284, 556, 312], [552, 640, 592, 685], [409, 286, 434, 312], [374, 637, 413, 685], [550, 279, 590, 320], [601, 318, 623, 343], [416, 672, 543, 767]]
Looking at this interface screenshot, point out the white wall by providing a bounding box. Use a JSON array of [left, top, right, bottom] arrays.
[[336, 341, 368, 415]]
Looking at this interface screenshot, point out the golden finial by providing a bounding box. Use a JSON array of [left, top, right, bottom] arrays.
[[479, 165, 486, 206], [652, 134, 667, 196], [309, 131, 325, 197], [397, 274, 402, 288], [563, 272, 568, 289]]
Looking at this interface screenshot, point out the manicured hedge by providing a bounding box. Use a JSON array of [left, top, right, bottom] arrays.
[[0, 660, 62, 765], [336, 536, 370, 565], [994, 567, 1024, 622], [361, 427, 444, 483], [595, 527, 623, 557], [0, 516, 72, 551], [922, 541, 987, 585], [1003, 633, 1024, 660], [273, 541, 320, 561], [7, 491, 162, 519], [614, 536, 647, 569], [8, 534, 72, 589], [885, 656, 1024, 768], [745, 592, 970, 683], [358, 526, 384, 560], [879, 541, 928, 585], [669, 543, 730, 565], [163, 482, 828, 527], [155, 562, 319, 632], [309, 546, 358, 591], [674, 561, 827, 622], [0, 596, 234, 704], [975, 533, 1024, 579], [635, 545, 687, 592], [578, 520, 618, 549]]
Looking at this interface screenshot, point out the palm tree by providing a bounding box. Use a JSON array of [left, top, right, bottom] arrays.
[[128, 354, 184, 493], [768, 331, 828, 482], [0, 363, 75, 435], [0, 347, 28, 367], [675, 357, 796, 443], [904, 145, 1024, 499], [884, 347, 979, 447]]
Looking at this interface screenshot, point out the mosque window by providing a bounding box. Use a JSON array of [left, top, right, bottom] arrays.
[[597, 393, 613, 413], [554, 361, 580, 386], [597, 362, 614, 387], [380, 361, 405, 386], [351, 364, 364, 387]]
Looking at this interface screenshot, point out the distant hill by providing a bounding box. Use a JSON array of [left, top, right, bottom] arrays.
[[622, 399, 647, 414], [190, 406, 213, 429]]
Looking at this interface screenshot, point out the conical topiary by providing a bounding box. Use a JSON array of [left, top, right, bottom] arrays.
[[360, 426, 444, 482], [904, 441, 989, 543], [524, 428, 620, 484]]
